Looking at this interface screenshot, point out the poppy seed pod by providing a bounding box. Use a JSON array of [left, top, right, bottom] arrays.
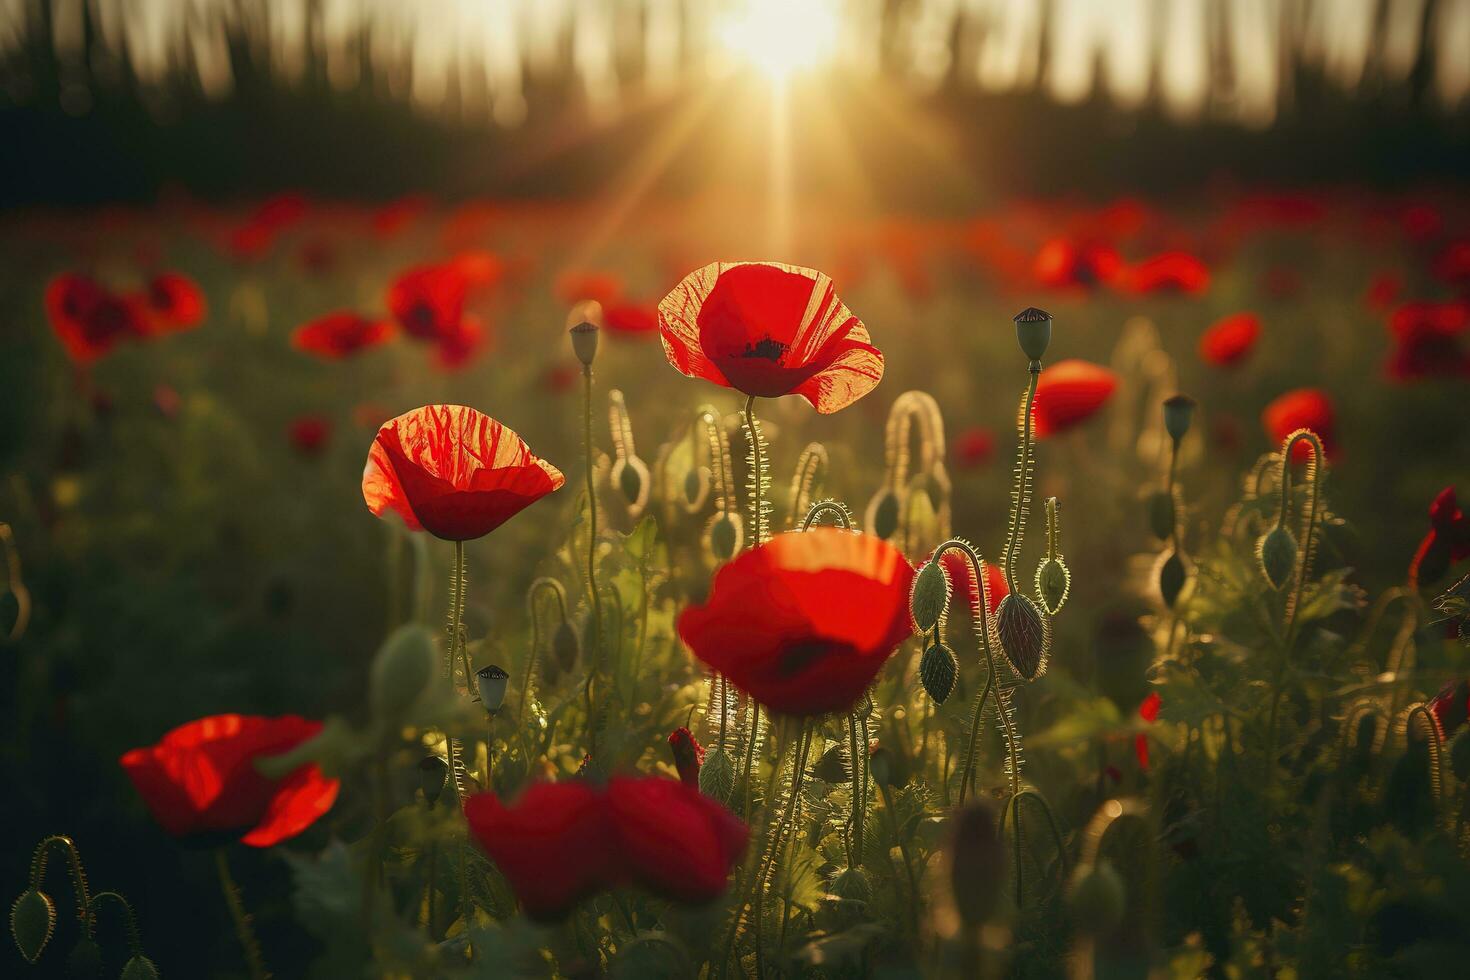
[[10, 888, 55, 964], [949, 801, 1007, 927], [1162, 394, 1197, 444], [418, 755, 449, 805], [1013, 306, 1053, 363], [1258, 525, 1298, 591], [476, 664, 510, 713], [568, 320, 599, 366]]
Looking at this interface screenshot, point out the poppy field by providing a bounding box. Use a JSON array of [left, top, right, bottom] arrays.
[[4, 187, 1470, 980]]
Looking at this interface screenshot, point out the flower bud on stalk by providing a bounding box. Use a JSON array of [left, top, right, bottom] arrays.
[[1258, 525, 1298, 591], [475, 664, 510, 714], [1162, 394, 1196, 445]]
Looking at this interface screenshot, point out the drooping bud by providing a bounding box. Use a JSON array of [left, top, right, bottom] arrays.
[[920, 640, 958, 705], [668, 727, 705, 788], [811, 743, 852, 783], [1158, 550, 1188, 609], [910, 560, 950, 633], [475, 664, 510, 713], [1146, 489, 1176, 541], [568, 320, 599, 367], [613, 456, 648, 509], [551, 619, 581, 671], [1013, 306, 1053, 363], [120, 955, 161, 980], [10, 888, 55, 964], [1069, 861, 1126, 934], [66, 937, 104, 978], [369, 625, 435, 723], [418, 755, 449, 806], [1162, 394, 1196, 445], [707, 512, 743, 561], [1258, 525, 1298, 591], [996, 592, 1051, 680], [866, 488, 901, 541], [949, 801, 1007, 928], [1036, 556, 1071, 615], [698, 746, 735, 803]]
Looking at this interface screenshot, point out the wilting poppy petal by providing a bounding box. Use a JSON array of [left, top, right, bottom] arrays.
[[120, 714, 337, 848], [1261, 388, 1336, 461], [45, 273, 148, 364], [362, 405, 564, 541], [1199, 312, 1260, 367], [677, 529, 914, 715], [464, 782, 611, 922], [606, 776, 747, 903], [1031, 360, 1118, 438], [292, 311, 396, 360]]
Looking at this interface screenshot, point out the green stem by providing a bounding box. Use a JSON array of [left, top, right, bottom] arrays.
[[445, 541, 468, 802], [29, 835, 92, 936], [743, 395, 768, 545], [215, 850, 269, 980], [1002, 368, 1041, 591], [848, 711, 866, 866], [582, 365, 604, 752], [958, 675, 994, 806]]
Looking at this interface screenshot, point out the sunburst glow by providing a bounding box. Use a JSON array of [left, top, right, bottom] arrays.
[[714, 0, 841, 83]]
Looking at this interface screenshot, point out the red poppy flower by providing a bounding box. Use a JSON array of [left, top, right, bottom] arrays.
[[227, 193, 309, 260], [1385, 301, 1470, 381], [605, 775, 747, 903], [1135, 691, 1161, 770], [603, 302, 660, 337], [1032, 237, 1123, 290], [1364, 273, 1402, 312], [1031, 360, 1118, 438], [952, 426, 996, 469], [1118, 252, 1210, 295], [45, 273, 149, 363], [555, 269, 624, 307], [658, 262, 883, 414], [120, 714, 338, 848], [362, 405, 565, 541], [463, 781, 611, 922], [1432, 240, 1470, 289], [667, 727, 704, 788], [919, 550, 1007, 618], [288, 416, 331, 457], [292, 311, 396, 360], [1429, 679, 1470, 738], [134, 273, 206, 334], [430, 315, 491, 371], [1198, 312, 1260, 367], [386, 254, 498, 344], [1261, 388, 1335, 462], [677, 529, 914, 715], [1408, 487, 1470, 586]]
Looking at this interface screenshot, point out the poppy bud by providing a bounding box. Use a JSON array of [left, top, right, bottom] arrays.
[[869, 744, 910, 788], [120, 955, 161, 980], [920, 640, 958, 705], [996, 592, 1050, 680], [1162, 394, 1196, 444], [1451, 731, 1470, 782], [911, 560, 950, 633], [1257, 525, 1298, 591], [811, 743, 852, 783], [668, 727, 705, 788], [683, 468, 706, 507], [1036, 557, 1070, 616], [613, 456, 648, 509], [10, 888, 55, 964], [707, 512, 742, 561], [418, 755, 449, 806], [1159, 550, 1188, 609], [475, 664, 510, 713], [369, 625, 435, 722], [1146, 490, 1176, 541], [568, 320, 599, 367], [699, 746, 735, 802], [1013, 306, 1053, 363], [552, 619, 581, 671], [867, 489, 900, 541], [66, 937, 104, 978], [949, 801, 1006, 927], [1069, 861, 1126, 934]]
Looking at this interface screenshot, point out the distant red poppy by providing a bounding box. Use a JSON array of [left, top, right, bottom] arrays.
[[1408, 487, 1470, 587], [952, 426, 996, 469], [1198, 312, 1260, 367], [603, 302, 660, 337], [1032, 238, 1123, 290], [293, 311, 396, 360], [135, 273, 206, 334], [658, 262, 883, 414], [120, 714, 338, 848], [363, 405, 564, 541], [667, 727, 704, 788], [1118, 252, 1210, 295], [1261, 388, 1335, 462], [1401, 203, 1443, 242], [555, 269, 624, 307], [45, 273, 149, 363], [605, 775, 747, 903], [371, 195, 428, 239], [463, 781, 611, 922], [1431, 240, 1470, 289], [1385, 301, 1470, 381], [919, 549, 1007, 619], [677, 529, 914, 715], [227, 193, 309, 260], [289, 416, 331, 457], [1135, 691, 1162, 770], [1365, 273, 1403, 312], [430, 315, 491, 370], [1031, 360, 1118, 438], [386, 254, 498, 342]]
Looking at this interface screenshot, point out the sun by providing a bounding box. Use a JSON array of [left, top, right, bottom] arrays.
[[713, 0, 841, 84]]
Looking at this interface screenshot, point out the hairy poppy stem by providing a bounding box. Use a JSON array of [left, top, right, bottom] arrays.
[[215, 849, 269, 980], [444, 541, 469, 802], [84, 891, 143, 957], [847, 711, 866, 866], [1002, 367, 1041, 592], [28, 835, 92, 936], [743, 395, 770, 545], [1279, 431, 1326, 644], [580, 365, 604, 754]]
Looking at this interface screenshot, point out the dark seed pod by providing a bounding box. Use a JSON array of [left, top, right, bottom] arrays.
[[911, 560, 950, 633], [811, 743, 852, 783], [568, 320, 599, 366], [996, 592, 1050, 680], [1258, 525, 1298, 591], [949, 801, 1007, 927], [1036, 557, 1070, 615], [120, 955, 161, 980], [707, 512, 742, 561], [475, 664, 510, 713], [1069, 861, 1126, 934], [699, 746, 736, 803], [1013, 306, 1052, 362], [868, 489, 900, 541], [66, 937, 104, 978], [1159, 551, 1188, 609], [1146, 490, 1176, 541], [418, 756, 449, 805], [920, 640, 958, 705], [1162, 394, 1196, 445], [10, 888, 55, 964]]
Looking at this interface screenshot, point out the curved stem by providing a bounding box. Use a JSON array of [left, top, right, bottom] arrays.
[[801, 500, 852, 531], [1002, 368, 1041, 591], [29, 835, 92, 934], [215, 850, 269, 980], [1281, 431, 1326, 644], [85, 891, 143, 956]]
